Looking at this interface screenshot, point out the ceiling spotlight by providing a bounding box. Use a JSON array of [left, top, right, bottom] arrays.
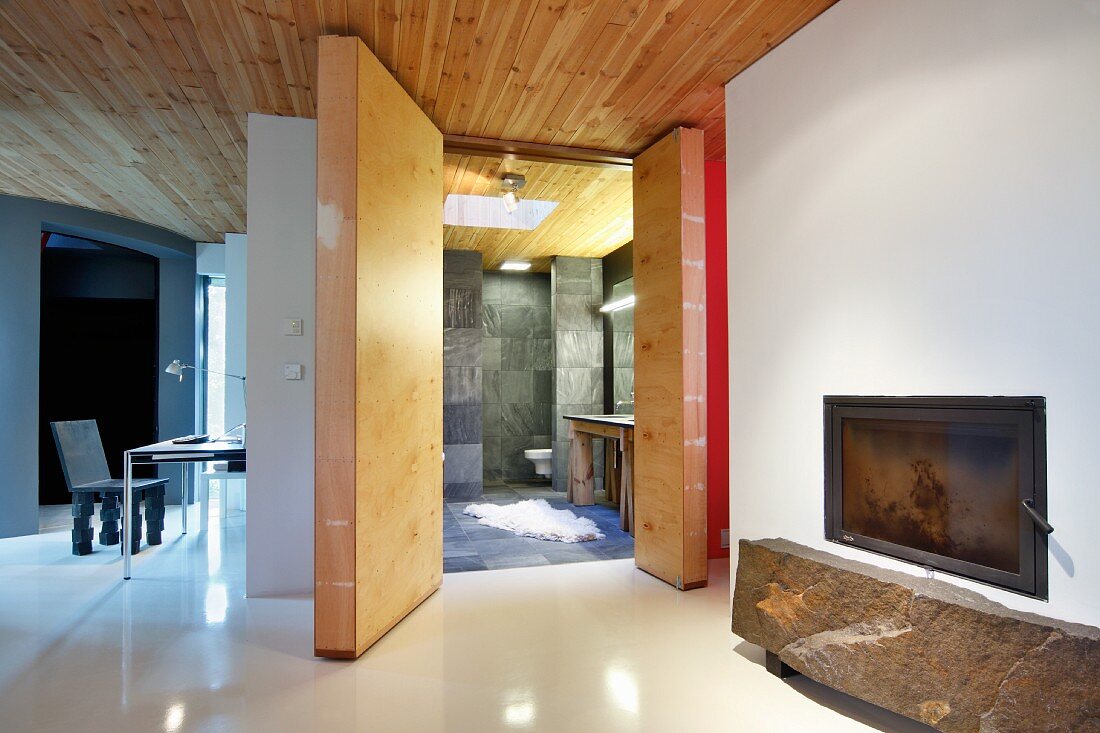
[[500, 261, 531, 271], [501, 173, 525, 214]]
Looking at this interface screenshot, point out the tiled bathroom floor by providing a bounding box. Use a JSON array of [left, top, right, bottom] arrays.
[[443, 481, 634, 573]]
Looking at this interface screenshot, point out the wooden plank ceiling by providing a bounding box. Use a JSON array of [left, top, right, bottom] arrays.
[[444, 153, 632, 271], [0, 0, 837, 244]]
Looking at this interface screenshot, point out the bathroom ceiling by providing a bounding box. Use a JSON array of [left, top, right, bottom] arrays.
[[0, 0, 837, 242], [444, 154, 632, 271]]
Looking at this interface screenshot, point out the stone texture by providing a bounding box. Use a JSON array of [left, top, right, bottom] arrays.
[[443, 404, 481, 444], [442, 443, 482, 484], [443, 366, 481, 406], [483, 273, 553, 483], [502, 402, 549, 436], [731, 539, 1100, 733], [500, 369, 533, 404], [501, 338, 552, 371], [444, 327, 481, 366], [482, 369, 500, 405], [501, 305, 551, 338], [555, 293, 599, 331], [554, 330, 602, 367], [533, 370, 553, 404], [482, 304, 502, 337], [482, 403, 501, 438]]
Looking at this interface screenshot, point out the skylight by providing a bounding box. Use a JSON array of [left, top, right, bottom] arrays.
[[443, 194, 559, 231]]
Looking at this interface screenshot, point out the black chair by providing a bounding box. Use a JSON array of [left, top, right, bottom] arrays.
[[50, 420, 170, 556]]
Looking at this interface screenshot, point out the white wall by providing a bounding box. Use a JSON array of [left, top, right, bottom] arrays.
[[224, 232, 248, 431], [245, 113, 317, 597], [726, 0, 1100, 626], [196, 242, 226, 277]]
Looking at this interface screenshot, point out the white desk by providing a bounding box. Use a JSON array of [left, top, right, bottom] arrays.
[[122, 439, 246, 579]]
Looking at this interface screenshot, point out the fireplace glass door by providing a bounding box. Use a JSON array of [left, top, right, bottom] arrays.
[[825, 398, 1047, 599]]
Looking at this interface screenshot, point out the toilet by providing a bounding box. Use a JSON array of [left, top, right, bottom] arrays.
[[523, 448, 553, 478]]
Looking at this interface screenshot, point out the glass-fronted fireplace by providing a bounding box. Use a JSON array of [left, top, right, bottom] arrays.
[[824, 397, 1050, 599]]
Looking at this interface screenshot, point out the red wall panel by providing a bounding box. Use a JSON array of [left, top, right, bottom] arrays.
[[704, 159, 729, 558]]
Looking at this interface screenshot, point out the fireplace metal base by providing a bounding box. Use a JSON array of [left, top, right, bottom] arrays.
[[765, 650, 799, 679]]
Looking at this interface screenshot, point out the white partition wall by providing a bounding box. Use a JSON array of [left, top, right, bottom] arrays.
[[245, 114, 317, 597], [726, 0, 1100, 626]]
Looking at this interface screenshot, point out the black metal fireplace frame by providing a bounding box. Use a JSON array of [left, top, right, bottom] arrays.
[[824, 396, 1048, 600]]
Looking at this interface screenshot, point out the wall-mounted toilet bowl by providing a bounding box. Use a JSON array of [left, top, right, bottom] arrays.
[[523, 448, 553, 478]]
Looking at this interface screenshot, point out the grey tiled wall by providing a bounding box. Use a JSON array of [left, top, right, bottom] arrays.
[[482, 271, 552, 482], [551, 257, 605, 492], [444, 251, 483, 500]]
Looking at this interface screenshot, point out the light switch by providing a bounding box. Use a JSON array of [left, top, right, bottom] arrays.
[[284, 363, 303, 380], [283, 318, 303, 336]]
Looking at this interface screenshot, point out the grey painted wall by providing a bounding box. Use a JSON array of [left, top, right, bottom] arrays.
[[444, 250, 483, 499], [245, 113, 316, 596], [551, 256, 605, 492], [482, 271, 552, 482], [0, 194, 195, 538]]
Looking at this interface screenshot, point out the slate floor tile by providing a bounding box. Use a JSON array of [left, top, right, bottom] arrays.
[[443, 556, 488, 573], [442, 483, 633, 573]]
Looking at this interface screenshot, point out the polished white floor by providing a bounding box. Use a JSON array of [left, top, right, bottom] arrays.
[[0, 507, 929, 732]]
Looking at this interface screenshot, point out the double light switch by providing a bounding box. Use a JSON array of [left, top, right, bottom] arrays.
[[284, 318, 303, 380]]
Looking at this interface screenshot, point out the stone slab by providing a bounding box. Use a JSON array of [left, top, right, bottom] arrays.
[[731, 538, 1100, 733]]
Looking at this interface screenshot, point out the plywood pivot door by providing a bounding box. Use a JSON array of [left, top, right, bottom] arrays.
[[315, 36, 444, 659], [632, 127, 708, 591]]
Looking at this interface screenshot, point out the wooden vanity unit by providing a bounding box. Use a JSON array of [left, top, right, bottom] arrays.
[[563, 415, 634, 534]]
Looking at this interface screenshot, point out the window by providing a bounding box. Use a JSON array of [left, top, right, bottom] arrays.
[[202, 276, 227, 437]]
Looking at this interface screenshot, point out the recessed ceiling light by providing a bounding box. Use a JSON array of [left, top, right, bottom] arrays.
[[444, 194, 558, 230], [500, 261, 532, 271]]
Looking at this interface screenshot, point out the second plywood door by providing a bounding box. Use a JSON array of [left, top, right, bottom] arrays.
[[632, 127, 708, 590]]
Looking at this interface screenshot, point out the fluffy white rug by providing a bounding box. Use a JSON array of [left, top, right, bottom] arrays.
[[463, 499, 605, 543]]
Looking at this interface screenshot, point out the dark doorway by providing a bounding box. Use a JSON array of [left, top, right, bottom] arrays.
[[38, 234, 159, 505]]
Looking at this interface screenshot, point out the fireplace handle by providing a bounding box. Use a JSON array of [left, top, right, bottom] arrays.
[[1022, 499, 1054, 535]]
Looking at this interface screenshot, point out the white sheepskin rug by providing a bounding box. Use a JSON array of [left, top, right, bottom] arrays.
[[463, 499, 605, 543]]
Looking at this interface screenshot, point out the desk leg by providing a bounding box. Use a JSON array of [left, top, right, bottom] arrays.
[[181, 463, 189, 535], [620, 436, 634, 536], [604, 438, 621, 505], [568, 426, 595, 506], [123, 451, 132, 580]]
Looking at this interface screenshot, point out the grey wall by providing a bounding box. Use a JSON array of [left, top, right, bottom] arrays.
[[444, 250, 483, 499], [482, 271, 552, 482], [245, 113, 316, 596], [551, 256, 605, 492], [0, 194, 195, 538]]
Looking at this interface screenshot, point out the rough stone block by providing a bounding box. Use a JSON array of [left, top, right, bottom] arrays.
[[731, 538, 1100, 733]]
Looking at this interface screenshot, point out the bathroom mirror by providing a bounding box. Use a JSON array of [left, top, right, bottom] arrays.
[[609, 277, 634, 415]]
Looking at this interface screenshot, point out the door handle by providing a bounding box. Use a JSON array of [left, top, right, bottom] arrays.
[[1021, 499, 1054, 535]]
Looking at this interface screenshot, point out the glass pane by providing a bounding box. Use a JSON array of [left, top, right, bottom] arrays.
[[841, 418, 1021, 573], [204, 277, 227, 438]]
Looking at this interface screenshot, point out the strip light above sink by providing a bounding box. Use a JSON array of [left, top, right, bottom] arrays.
[[600, 294, 635, 313]]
